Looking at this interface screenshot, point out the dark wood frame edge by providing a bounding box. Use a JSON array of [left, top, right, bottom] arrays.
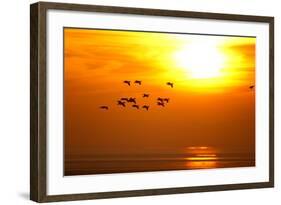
[[30, 2, 48, 202], [30, 2, 39, 202], [30, 1, 274, 203]]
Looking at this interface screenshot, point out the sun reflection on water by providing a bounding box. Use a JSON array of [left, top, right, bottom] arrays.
[[185, 146, 219, 169]]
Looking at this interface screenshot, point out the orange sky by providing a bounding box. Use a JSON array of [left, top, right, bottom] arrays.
[[64, 28, 255, 157]]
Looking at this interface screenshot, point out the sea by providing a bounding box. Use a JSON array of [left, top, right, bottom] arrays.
[[64, 146, 255, 176]]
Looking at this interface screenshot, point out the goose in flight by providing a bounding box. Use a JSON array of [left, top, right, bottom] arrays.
[[142, 105, 149, 110], [143, 93, 149, 98], [157, 102, 165, 107], [99, 106, 109, 110], [123, 80, 131, 86], [157, 97, 164, 102], [120, 97, 129, 102], [117, 100, 126, 107], [166, 82, 173, 88], [128, 97, 137, 104], [132, 104, 140, 109], [134, 80, 142, 85]]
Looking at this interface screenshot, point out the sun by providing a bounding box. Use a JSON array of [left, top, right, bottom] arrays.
[[174, 40, 225, 79]]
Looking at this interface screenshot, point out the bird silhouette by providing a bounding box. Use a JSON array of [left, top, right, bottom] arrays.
[[117, 100, 126, 107], [99, 106, 109, 110], [134, 80, 142, 85], [157, 97, 164, 102], [123, 80, 131, 86], [163, 98, 169, 103], [132, 104, 140, 109], [143, 93, 149, 98], [128, 97, 137, 104], [120, 97, 129, 102], [249, 85, 255, 89], [166, 82, 173, 88], [142, 105, 149, 110], [157, 102, 165, 107]]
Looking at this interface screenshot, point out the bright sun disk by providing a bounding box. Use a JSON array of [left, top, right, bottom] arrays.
[[174, 41, 225, 79]]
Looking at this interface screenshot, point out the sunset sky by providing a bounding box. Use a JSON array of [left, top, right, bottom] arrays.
[[64, 28, 255, 165]]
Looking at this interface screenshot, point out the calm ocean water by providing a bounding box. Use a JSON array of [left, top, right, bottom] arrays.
[[64, 147, 255, 176]]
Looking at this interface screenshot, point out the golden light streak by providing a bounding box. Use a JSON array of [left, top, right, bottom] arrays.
[[185, 156, 218, 161], [185, 161, 218, 169]]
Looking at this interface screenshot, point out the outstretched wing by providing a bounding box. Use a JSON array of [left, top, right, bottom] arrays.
[[123, 80, 131, 86]]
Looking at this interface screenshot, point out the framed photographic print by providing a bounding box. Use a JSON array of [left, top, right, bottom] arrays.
[[30, 1, 274, 202]]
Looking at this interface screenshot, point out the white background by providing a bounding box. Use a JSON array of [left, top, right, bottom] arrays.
[[0, 0, 278, 204]]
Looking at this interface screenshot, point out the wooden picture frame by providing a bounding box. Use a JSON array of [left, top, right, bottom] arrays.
[[30, 1, 274, 202]]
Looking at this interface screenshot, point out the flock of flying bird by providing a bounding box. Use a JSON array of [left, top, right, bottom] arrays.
[[99, 80, 255, 111], [99, 80, 174, 111]]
